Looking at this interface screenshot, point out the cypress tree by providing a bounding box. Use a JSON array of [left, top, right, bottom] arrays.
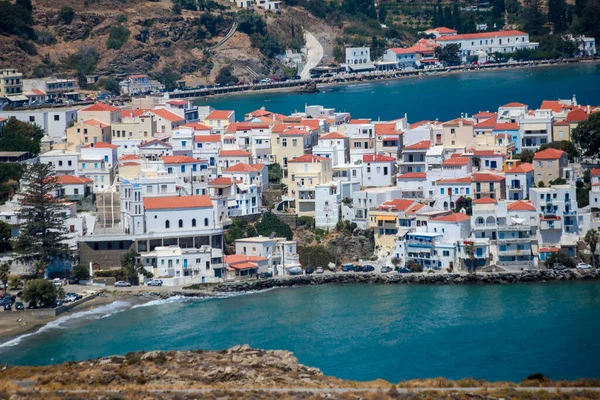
[[443, 5, 453, 28], [548, 0, 568, 32], [16, 163, 69, 270], [453, 3, 462, 33]]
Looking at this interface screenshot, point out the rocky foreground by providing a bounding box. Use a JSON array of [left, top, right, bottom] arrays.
[[1, 346, 599, 399], [210, 269, 600, 293]]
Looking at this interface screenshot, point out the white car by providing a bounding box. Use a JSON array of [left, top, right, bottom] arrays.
[[114, 281, 132, 287], [576, 263, 592, 270], [52, 278, 62, 287], [147, 279, 163, 287], [316, 267, 324, 274]]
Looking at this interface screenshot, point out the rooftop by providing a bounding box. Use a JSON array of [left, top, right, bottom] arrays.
[[143, 195, 212, 210]]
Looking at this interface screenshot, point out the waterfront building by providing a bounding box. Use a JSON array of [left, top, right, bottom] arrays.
[[285, 154, 333, 218], [0, 69, 23, 99], [23, 77, 79, 100], [0, 107, 79, 142], [362, 154, 396, 187], [348, 187, 403, 228], [589, 169, 600, 210], [119, 74, 164, 95], [497, 102, 528, 123], [344, 47, 375, 72], [531, 185, 580, 237], [234, 236, 299, 276]]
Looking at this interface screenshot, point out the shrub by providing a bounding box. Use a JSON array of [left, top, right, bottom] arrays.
[[22, 279, 57, 307], [215, 65, 239, 85], [256, 212, 293, 240], [116, 14, 128, 23], [406, 260, 423, 272], [35, 30, 57, 45], [59, 6, 75, 25], [107, 26, 130, 50], [72, 264, 90, 280], [298, 216, 315, 229]]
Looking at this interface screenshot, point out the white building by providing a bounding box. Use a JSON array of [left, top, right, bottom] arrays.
[[361, 154, 396, 187], [0, 107, 78, 142], [520, 109, 553, 152], [234, 236, 299, 275], [40, 150, 80, 175], [312, 132, 348, 166], [505, 163, 534, 201], [344, 47, 375, 72]]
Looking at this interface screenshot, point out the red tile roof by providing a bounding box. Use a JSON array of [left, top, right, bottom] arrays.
[[426, 26, 457, 34], [443, 118, 474, 126], [404, 140, 431, 150], [82, 142, 117, 149], [349, 119, 372, 124], [539, 247, 560, 253], [183, 122, 212, 131], [82, 119, 110, 128], [472, 172, 504, 182], [502, 102, 527, 108], [494, 122, 520, 131], [473, 197, 497, 204], [31, 89, 46, 95], [288, 154, 328, 163], [161, 155, 199, 164], [474, 116, 497, 129], [566, 108, 588, 122], [363, 154, 396, 162], [405, 203, 426, 214], [206, 110, 234, 120], [397, 172, 427, 179], [375, 123, 398, 135], [55, 175, 93, 185], [533, 148, 565, 160], [119, 154, 141, 161], [436, 30, 527, 41], [139, 139, 172, 148], [209, 177, 240, 186], [319, 132, 347, 140], [120, 109, 149, 119], [507, 200, 536, 211], [540, 100, 563, 113], [81, 103, 120, 112], [591, 168, 600, 176], [507, 163, 533, 173], [225, 255, 268, 264], [437, 177, 472, 184], [430, 213, 470, 222], [151, 109, 185, 123], [471, 150, 505, 158], [219, 149, 251, 157], [443, 156, 470, 166], [377, 199, 415, 212], [223, 163, 261, 173], [473, 111, 496, 118], [144, 195, 213, 210], [301, 119, 321, 130], [167, 100, 188, 106], [279, 128, 308, 136], [194, 135, 221, 143], [409, 120, 433, 129]]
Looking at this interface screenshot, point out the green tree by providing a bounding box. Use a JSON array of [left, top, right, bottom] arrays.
[[378, 4, 387, 24], [391, 257, 401, 266], [0, 220, 12, 253], [15, 163, 69, 268], [103, 77, 121, 95], [246, 226, 258, 237], [59, 6, 75, 24], [215, 66, 239, 85], [573, 113, 600, 157], [548, 0, 568, 32], [432, 6, 441, 27], [538, 141, 579, 161], [464, 242, 476, 273], [66, 46, 100, 76], [22, 278, 57, 307], [256, 212, 293, 240], [491, 0, 505, 20], [0, 117, 44, 154], [0, 262, 9, 293], [452, 3, 462, 33], [574, 0, 600, 39], [585, 229, 598, 268], [462, 12, 476, 34], [406, 259, 423, 272], [545, 251, 575, 269], [443, 5, 453, 28], [472, 156, 481, 170], [522, 0, 546, 36], [72, 264, 90, 281], [172, 1, 182, 14], [333, 46, 345, 63], [121, 249, 149, 284], [519, 150, 535, 163], [435, 43, 461, 65], [268, 163, 283, 183], [154, 68, 182, 91], [9, 277, 21, 290], [225, 225, 245, 245], [107, 26, 130, 50]]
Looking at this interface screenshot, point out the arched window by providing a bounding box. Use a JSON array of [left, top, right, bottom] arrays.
[[192, 219, 196, 227], [165, 220, 170, 229], [443, 201, 448, 209], [476, 217, 484, 225], [179, 219, 183, 228], [204, 218, 209, 226]]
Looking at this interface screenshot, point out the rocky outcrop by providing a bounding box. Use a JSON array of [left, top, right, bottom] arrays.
[[211, 269, 600, 293]]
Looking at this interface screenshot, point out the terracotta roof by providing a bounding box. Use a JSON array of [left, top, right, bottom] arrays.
[[539, 247, 560, 253], [591, 168, 600, 176], [81, 103, 120, 112], [430, 213, 470, 222], [288, 154, 328, 163], [183, 122, 212, 130], [209, 177, 241, 186], [533, 148, 565, 160], [397, 172, 427, 179], [566, 108, 588, 122], [363, 154, 396, 162], [473, 111, 496, 118], [130, 74, 148, 79], [405, 203, 426, 214], [31, 89, 46, 95], [389, 47, 418, 55], [81, 119, 110, 128], [151, 109, 185, 122], [473, 197, 497, 204], [377, 199, 415, 212], [474, 116, 497, 129], [167, 100, 188, 106], [301, 119, 321, 130], [443, 156, 470, 166], [437, 177, 472, 184], [404, 140, 431, 150], [139, 139, 172, 148], [228, 262, 258, 270], [82, 142, 117, 149], [279, 128, 308, 136], [443, 118, 474, 126], [223, 163, 261, 173], [540, 100, 563, 113], [144, 195, 212, 210], [507, 200, 536, 211], [120, 109, 149, 119], [436, 30, 527, 41], [472, 172, 504, 182], [219, 149, 251, 157], [194, 135, 221, 143], [349, 119, 371, 124], [206, 110, 234, 120], [426, 27, 457, 34], [0, 117, 7, 122], [161, 155, 199, 164], [55, 175, 93, 185], [375, 123, 398, 135], [507, 163, 533, 173], [247, 109, 273, 118], [225, 255, 268, 264], [272, 123, 307, 133], [501, 101, 527, 108], [119, 154, 141, 161], [319, 132, 347, 140], [494, 122, 519, 131], [409, 120, 433, 129]]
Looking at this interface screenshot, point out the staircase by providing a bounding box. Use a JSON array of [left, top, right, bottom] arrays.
[[245, 66, 260, 79], [209, 22, 238, 51]]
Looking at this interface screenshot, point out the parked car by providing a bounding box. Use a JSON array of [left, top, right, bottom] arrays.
[[115, 281, 132, 287], [380, 266, 393, 273], [361, 265, 375, 273], [353, 265, 363, 272], [396, 267, 411, 273], [4, 303, 11, 311], [68, 277, 79, 285], [52, 278, 62, 287], [259, 78, 272, 84], [342, 263, 354, 272], [64, 293, 82, 302], [27, 301, 37, 309], [305, 267, 314, 275], [0, 298, 12, 308], [316, 267, 324, 274], [147, 279, 163, 287], [576, 263, 592, 270], [15, 301, 24, 310]]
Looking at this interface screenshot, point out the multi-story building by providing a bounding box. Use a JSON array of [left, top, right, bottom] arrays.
[[150, 109, 186, 135], [79, 103, 121, 126], [286, 154, 333, 217], [532, 148, 568, 186], [472, 172, 506, 200], [204, 110, 235, 135], [344, 47, 374, 72], [0, 69, 23, 98], [505, 163, 534, 200], [312, 132, 348, 166], [234, 236, 299, 276], [531, 185, 580, 237], [520, 109, 553, 152], [0, 107, 79, 141], [361, 154, 396, 187], [23, 77, 79, 100], [39, 150, 80, 175], [66, 119, 111, 150], [345, 119, 376, 163], [80, 143, 118, 192], [399, 140, 429, 174]]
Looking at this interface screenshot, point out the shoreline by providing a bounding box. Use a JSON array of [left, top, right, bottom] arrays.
[[192, 59, 600, 102]]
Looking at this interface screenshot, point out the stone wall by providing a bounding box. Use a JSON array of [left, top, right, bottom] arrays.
[[78, 240, 135, 270]]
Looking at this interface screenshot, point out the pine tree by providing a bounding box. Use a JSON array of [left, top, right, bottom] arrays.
[[453, 3, 462, 33], [378, 4, 387, 23], [548, 0, 568, 32], [432, 6, 440, 27], [443, 5, 453, 28], [522, 0, 546, 36], [16, 163, 69, 270]]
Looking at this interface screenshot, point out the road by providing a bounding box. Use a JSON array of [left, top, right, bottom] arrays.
[[300, 31, 324, 80]]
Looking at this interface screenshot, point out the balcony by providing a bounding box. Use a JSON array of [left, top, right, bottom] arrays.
[[398, 159, 426, 165], [497, 249, 526, 256], [540, 219, 562, 230], [473, 224, 497, 231], [406, 240, 434, 248], [563, 210, 577, 216], [497, 237, 531, 244], [508, 186, 522, 191], [497, 224, 532, 232]]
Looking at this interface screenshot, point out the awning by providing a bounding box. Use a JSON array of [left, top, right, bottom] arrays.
[[377, 215, 397, 222], [236, 183, 249, 192], [349, 64, 376, 72], [5, 95, 28, 102], [531, 243, 538, 255]]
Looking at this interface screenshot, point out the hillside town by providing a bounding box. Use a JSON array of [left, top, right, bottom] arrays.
[[2, 70, 600, 287]]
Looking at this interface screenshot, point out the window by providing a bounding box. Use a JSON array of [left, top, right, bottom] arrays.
[[68, 160, 72, 166], [451, 128, 455, 134], [165, 220, 170, 229], [292, 139, 297, 147], [443, 251, 450, 257], [440, 188, 445, 194], [537, 161, 543, 167], [192, 218, 196, 227], [29, 116, 35, 122], [58, 161, 63, 166], [204, 218, 209, 226], [282, 138, 287, 147], [548, 161, 553, 167], [54, 115, 59, 121], [179, 219, 183, 228]]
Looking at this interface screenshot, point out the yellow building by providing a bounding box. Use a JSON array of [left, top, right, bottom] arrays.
[[442, 118, 475, 151], [552, 108, 589, 142], [112, 110, 156, 141], [533, 148, 568, 186], [0, 69, 23, 97], [78, 103, 121, 125], [286, 154, 333, 216], [66, 119, 111, 150], [204, 110, 235, 134], [272, 125, 314, 183]]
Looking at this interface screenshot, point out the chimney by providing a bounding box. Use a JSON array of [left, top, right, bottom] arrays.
[[572, 94, 577, 106]]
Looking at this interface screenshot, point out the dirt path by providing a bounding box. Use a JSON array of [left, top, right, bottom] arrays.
[[300, 31, 324, 80]]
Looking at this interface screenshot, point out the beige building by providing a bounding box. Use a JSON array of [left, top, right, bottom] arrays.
[[286, 154, 333, 216], [551, 108, 589, 142], [204, 110, 235, 134], [79, 103, 121, 125], [442, 117, 475, 151], [472, 173, 506, 200], [533, 148, 568, 186], [112, 112, 156, 141], [0, 69, 23, 97], [272, 126, 314, 181], [66, 119, 111, 150]]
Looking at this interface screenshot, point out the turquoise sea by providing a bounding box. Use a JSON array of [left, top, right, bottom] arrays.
[[197, 63, 600, 122], [1, 282, 599, 382]]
